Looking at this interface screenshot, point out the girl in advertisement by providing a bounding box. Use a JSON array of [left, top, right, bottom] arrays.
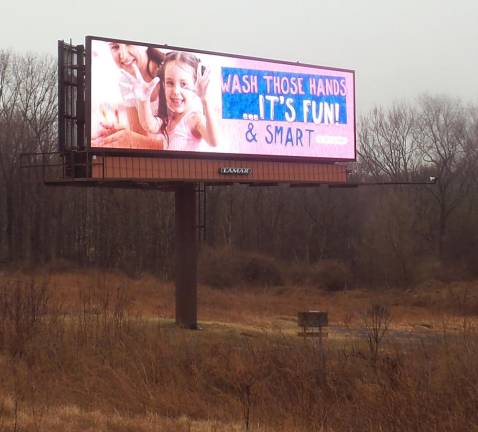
[[122, 51, 221, 151], [92, 42, 167, 149]]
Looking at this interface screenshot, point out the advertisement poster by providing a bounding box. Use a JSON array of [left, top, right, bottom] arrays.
[[88, 37, 355, 161]]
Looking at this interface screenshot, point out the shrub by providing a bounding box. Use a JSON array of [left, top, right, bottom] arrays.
[[413, 257, 442, 285], [414, 257, 472, 285], [240, 254, 283, 287], [312, 259, 352, 291], [285, 262, 314, 285], [44, 258, 79, 274], [198, 248, 283, 288], [198, 247, 243, 288], [0, 278, 50, 356]]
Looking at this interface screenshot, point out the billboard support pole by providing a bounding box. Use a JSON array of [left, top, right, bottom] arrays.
[[175, 182, 198, 329]]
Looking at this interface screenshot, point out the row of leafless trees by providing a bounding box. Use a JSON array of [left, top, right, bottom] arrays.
[[1, 50, 477, 285], [358, 98, 478, 258]]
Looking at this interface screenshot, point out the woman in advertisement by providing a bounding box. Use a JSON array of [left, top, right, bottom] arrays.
[[121, 51, 221, 151], [92, 42, 167, 149]]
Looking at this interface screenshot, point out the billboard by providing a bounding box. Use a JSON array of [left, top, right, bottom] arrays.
[[87, 36, 356, 161]]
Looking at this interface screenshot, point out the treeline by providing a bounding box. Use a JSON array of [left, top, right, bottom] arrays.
[[1, 51, 477, 285]]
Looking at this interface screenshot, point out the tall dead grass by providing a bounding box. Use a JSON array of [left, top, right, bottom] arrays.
[[0, 275, 477, 431]]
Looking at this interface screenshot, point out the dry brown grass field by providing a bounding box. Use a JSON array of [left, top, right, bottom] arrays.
[[0, 268, 477, 431]]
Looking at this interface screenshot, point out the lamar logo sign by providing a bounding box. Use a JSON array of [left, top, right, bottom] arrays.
[[219, 167, 252, 176]]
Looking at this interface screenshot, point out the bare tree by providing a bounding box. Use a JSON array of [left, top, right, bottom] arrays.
[[0, 50, 57, 261], [415, 94, 477, 257], [358, 102, 421, 181], [15, 53, 57, 153], [362, 303, 391, 364]]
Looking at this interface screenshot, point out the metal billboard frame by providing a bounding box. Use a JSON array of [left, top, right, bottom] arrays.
[[85, 35, 356, 164]]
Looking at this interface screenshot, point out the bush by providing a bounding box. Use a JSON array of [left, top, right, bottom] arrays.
[[312, 259, 352, 291], [0, 278, 50, 356], [198, 247, 243, 288], [241, 254, 283, 287], [198, 247, 283, 288], [413, 257, 442, 285], [285, 262, 314, 285], [414, 257, 472, 285]]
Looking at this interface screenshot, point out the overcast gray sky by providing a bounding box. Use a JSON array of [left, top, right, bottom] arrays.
[[1, 0, 477, 115]]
